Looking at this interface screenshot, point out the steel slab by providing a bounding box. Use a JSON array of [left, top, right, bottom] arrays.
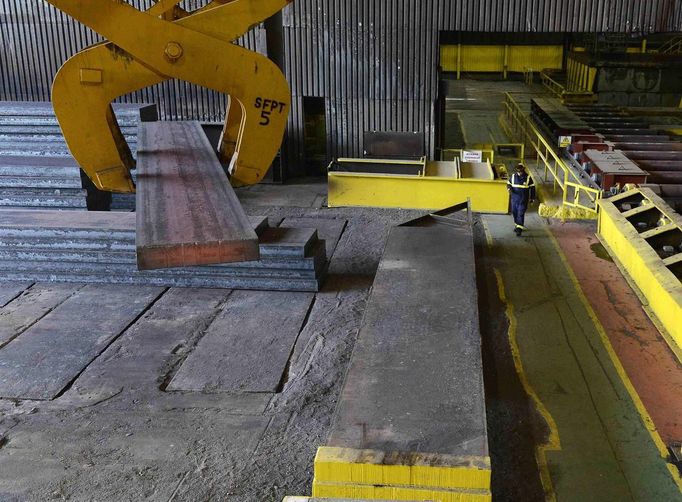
[[328, 224, 487, 457], [136, 121, 259, 270]]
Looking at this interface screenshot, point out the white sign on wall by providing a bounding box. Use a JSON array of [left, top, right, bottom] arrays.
[[461, 150, 483, 162], [558, 136, 572, 148]]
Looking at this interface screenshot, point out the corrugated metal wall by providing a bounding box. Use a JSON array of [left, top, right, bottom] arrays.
[[2, 0, 682, 176], [281, 2, 443, 165], [437, 0, 682, 33], [0, 0, 263, 121]]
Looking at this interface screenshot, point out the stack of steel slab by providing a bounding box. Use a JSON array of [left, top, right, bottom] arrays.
[[0, 101, 145, 210], [0, 156, 86, 210], [568, 104, 682, 209], [0, 101, 140, 157], [0, 210, 327, 292], [531, 97, 594, 143], [313, 215, 490, 501], [582, 149, 648, 190]]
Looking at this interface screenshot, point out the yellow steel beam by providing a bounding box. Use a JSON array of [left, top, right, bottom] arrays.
[[663, 253, 682, 267], [457, 43, 461, 79], [598, 189, 682, 356]]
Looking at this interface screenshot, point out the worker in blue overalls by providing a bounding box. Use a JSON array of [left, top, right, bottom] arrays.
[[507, 163, 536, 236]]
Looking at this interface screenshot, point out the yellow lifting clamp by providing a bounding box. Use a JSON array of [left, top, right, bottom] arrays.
[[45, 0, 293, 192]]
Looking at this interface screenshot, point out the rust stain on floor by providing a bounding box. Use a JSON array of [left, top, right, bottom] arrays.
[[550, 219, 682, 445]]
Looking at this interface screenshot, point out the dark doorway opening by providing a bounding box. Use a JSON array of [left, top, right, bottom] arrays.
[[303, 97, 328, 176]]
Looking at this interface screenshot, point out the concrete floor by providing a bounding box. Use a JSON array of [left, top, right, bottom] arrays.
[[480, 213, 680, 500], [0, 78, 680, 501], [449, 78, 682, 500], [2, 178, 679, 501], [0, 183, 426, 501]]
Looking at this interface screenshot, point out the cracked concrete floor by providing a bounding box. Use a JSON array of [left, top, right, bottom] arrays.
[[0, 181, 424, 502], [1, 169, 680, 501]]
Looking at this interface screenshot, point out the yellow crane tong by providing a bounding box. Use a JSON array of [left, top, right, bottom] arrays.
[[45, 0, 293, 192]]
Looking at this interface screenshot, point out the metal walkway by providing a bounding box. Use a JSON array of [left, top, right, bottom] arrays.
[[480, 212, 681, 500]]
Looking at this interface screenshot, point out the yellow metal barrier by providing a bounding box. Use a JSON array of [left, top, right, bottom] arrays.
[[565, 56, 598, 94], [441, 144, 525, 164], [440, 44, 562, 78], [336, 156, 428, 172], [492, 143, 525, 162], [500, 92, 602, 214], [328, 173, 509, 213], [327, 158, 510, 213], [598, 188, 682, 359]]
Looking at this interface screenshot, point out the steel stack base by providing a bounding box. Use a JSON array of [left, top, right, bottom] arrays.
[[0, 210, 327, 292]]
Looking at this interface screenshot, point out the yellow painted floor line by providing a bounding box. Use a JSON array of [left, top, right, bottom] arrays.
[[543, 226, 682, 490], [493, 268, 560, 502], [480, 218, 494, 249], [483, 220, 560, 501]]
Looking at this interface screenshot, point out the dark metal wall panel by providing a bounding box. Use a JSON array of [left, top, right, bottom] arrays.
[[282, 1, 443, 162], [2, 0, 682, 178], [430, 0, 682, 32], [0, 0, 262, 121]]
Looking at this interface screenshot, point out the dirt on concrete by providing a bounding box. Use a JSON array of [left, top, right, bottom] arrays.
[[0, 182, 547, 501], [0, 191, 426, 502], [473, 216, 546, 502]]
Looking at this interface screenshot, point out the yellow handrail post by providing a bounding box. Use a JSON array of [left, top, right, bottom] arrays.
[[457, 44, 461, 80]]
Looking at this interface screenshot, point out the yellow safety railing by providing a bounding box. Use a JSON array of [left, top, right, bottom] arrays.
[[540, 69, 596, 104], [500, 92, 602, 214], [540, 71, 565, 98], [658, 36, 682, 55]]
